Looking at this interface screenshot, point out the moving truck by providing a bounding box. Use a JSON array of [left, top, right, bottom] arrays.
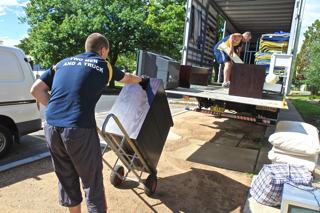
[[0, 45, 42, 157], [166, 0, 305, 124]]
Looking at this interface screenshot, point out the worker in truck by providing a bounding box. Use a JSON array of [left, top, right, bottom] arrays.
[[213, 31, 252, 88], [30, 33, 149, 213]]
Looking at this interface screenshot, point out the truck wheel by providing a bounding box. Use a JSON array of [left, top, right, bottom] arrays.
[[0, 125, 13, 158]]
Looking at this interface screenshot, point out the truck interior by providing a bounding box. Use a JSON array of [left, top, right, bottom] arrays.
[[182, 0, 304, 90], [165, 0, 305, 124]]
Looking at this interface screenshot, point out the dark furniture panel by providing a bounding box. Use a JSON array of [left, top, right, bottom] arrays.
[[229, 64, 266, 99], [179, 65, 212, 87], [105, 79, 173, 173], [137, 50, 180, 89]]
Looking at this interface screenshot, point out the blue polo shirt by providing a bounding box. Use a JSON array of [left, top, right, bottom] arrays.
[[40, 52, 125, 128]]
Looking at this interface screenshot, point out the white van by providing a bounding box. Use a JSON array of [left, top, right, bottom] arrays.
[[0, 45, 42, 157]]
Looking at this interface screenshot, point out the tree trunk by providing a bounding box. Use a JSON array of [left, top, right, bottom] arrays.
[[309, 85, 318, 96]]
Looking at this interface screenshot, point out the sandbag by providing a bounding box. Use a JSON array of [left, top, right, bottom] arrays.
[[268, 149, 318, 171], [272, 146, 317, 157], [269, 121, 320, 155]]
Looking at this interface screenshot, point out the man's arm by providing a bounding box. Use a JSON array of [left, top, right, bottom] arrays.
[[229, 33, 242, 56], [30, 79, 50, 106], [111, 66, 148, 90], [235, 44, 244, 56], [119, 73, 142, 84]]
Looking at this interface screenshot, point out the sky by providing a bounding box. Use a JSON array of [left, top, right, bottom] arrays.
[[0, 0, 320, 51], [0, 0, 28, 46], [297, 0, 320, 50]]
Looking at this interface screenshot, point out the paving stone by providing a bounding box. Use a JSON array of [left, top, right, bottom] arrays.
[[224, 131, 245, 140], [214, 135, 240, 147], [238, 138, 261, 150], [255, 142, 273, 173], [187, 143, 259, 173], [264, 125, 276, 138], [213, 131, 244, 147], [175, 138, 207, 160]]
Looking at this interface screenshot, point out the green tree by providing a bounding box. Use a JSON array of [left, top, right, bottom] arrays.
[[116, 52, 137, 73], [215, 15, 225, 42], [304, 42, 320, 95], [18, 0, 186, 87], [144, 0, 185, 60], [17, 37, 33, 58], [212, 15, 225, 81], [295, 19, 320, 80], [294, 19, 320, 94], [18, 0, 149, 68]]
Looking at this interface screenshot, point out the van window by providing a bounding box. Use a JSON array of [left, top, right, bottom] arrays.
[[0, 50, 24, 81]]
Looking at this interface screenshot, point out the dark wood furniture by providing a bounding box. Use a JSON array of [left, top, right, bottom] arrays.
[[179, 65, 212, 87], [105, 79, 173, 173], [229, 64, 266, 99]]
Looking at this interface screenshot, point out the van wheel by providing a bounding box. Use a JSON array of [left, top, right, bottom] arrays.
[[0, 125, 13, 158]]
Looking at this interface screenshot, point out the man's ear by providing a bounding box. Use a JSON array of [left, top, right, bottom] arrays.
[[105, 47, 109, 57]]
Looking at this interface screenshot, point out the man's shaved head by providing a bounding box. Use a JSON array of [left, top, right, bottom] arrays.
[[85, 33, 109, 53]]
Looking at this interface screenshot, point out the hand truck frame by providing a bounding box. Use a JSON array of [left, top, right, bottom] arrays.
[[97, 113, 157, 196]]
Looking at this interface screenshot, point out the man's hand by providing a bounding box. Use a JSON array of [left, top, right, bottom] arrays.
[[235, 48, 240, 56], [228, 48, 234, 57], [139, 75, 150, 91]]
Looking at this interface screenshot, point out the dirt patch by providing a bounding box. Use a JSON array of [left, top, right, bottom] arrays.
[[0, 111, 267, 213]]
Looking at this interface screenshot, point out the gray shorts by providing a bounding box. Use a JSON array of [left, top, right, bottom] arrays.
[[44, 124, 106, 213]]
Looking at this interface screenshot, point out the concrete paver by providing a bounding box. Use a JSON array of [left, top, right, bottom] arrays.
[[254, 141, 273, 173], [238, 138, 261, 150], [187, 143, 259, 173], [214, 132, 242, 147]]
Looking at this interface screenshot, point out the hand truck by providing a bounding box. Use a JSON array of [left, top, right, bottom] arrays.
[[97, 113, 157, 196]]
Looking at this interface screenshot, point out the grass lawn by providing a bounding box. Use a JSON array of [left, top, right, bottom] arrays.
[[289, 95, 320, 128]]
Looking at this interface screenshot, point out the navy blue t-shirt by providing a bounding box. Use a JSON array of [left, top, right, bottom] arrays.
[[40, 52, 125, 128]]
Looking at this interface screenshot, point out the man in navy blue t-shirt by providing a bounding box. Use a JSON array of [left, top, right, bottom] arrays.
[[30, 33, 147, 213]]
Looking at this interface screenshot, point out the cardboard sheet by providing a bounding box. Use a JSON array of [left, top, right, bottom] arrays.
[[219, 43, 244, 64], [104, 78, 160, 139]]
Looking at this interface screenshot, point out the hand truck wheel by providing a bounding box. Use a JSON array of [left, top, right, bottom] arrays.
[[110, 165, 124, 187], [144, 173, 157, 196]]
